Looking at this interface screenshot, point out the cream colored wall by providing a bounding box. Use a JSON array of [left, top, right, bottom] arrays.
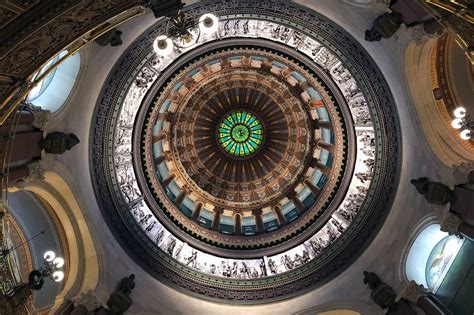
[[404, 38, 474, 167]]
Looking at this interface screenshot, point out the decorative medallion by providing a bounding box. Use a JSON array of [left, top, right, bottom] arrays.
[[218, 111, 263, 157]]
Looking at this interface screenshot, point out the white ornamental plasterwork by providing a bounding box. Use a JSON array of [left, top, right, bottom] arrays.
[[402, 280, 427, 304], [25, 161, 46, 182], [24, 102, 51, 130], [440, 212, 463, 235], [112, 18, 376, 278], [452, 160, 474, 186], [72, 290, 104, 311]]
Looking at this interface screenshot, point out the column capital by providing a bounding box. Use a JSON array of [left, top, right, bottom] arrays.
[[72, 290, 104, 312], [251, 208, 263, 216], [440, 212, 463, 235], [402, 281, 427, 304], [213, 207, 224, 214], [25, 161, 46, 182], [452, 160, 474, 186], [287, 190, 297, 199], [24, 102, 50, 130], [232, 209, 242, 216]]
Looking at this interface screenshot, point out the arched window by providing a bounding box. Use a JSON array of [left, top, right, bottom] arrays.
[[406, 224, 464, 292], [27, 50, 81, 112]]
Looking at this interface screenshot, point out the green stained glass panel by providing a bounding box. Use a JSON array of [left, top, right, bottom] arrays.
[[218, 111, 263, 157]]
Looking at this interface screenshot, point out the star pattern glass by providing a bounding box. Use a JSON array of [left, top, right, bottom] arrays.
[[218, 111, 263, 157]]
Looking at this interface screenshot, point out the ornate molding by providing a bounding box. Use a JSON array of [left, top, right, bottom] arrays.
[[452, 161, 474, 185], [91, 0, 401, 303], [402, 280, 427, 304], [72, 290, 104, 312], [440, 212, 462, 235], [0, 1, 191, 124], [24, 103, 50, 130], [395, 24, 439, 47], [24, 161, 45, 182]]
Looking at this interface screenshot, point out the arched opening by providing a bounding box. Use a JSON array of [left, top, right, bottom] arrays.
[[4, 189, 68, 313], [404, 34, 474, 166], [27, 50, 81, 112], [405, 224, 464, 292]]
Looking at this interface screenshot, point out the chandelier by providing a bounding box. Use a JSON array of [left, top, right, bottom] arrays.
[[42, 250, 65, 282], [451, 107, 473, 140], [153, 11, 219, 56]]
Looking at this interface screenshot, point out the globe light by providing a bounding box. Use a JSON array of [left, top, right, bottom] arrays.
[[53, 257, 65, 268], [52, 271, 64, 282], [153, 36, 173, 57], [451, 118, 463, 129], [460, 129, 472, 140], [44, 251, 56, 262], [453, 107, 466, 119], [199, 13, 219, 34]]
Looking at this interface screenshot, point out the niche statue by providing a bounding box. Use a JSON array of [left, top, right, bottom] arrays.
[[363, 271, 396, 310], [107, 274, 135, 315], [365, 12, 402, 42], [410, 177, 455, 205], [39, 132, 80, 154]]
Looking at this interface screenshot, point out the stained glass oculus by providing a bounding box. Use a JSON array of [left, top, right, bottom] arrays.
[[218, 111, 263, 157]]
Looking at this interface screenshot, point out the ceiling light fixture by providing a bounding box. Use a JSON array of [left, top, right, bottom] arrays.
[[42, 250, 65, 282], [451, 106, 473, 140], [153, 11, 219, 57]]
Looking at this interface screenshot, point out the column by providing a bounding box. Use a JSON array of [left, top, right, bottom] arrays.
[[252, 209, 264, 232], [316, 139, 334, 153], [157, 112, 173, 121], [70, 305, 88, 315], [191, 202, 202, 221], [280, 67, 292, 79], [260, 58, 273, 72], [161, 173, 175, 188], [155, 153, 168, 165], [402, 281, 449, 315], [441, 212, 474, 240], [304, 179, 321, 197], [234, 211, 242, 234], [17, 110, 34, 126], [459, 222, 474, 241], [308, 99, 324, 108], [10, 131, 43, 163], [288, 191, 304, 214], [211, 207, 223, 230], [295, 81, 310, 94], [174, 188, 187, 206], [55, 300, 75, 315], [241, 55, 251, 66], [313, 119, 332, 130], [153, 133, 167, 142], [70, 291, 102, 315], [24, 103, 50, 130], [272, 205, 286, 224], [310, 158, 331, 176], [7, 165, 29, 183]]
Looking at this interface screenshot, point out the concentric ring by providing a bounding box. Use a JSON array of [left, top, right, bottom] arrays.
[[92, 0, 401, 304], [218, 110, 263, 157]]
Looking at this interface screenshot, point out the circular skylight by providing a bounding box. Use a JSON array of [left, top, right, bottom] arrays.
[[218, 111, 263, 157]]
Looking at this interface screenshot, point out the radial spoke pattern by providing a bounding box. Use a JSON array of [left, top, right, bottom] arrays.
[[218, 111, 263, 157]]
